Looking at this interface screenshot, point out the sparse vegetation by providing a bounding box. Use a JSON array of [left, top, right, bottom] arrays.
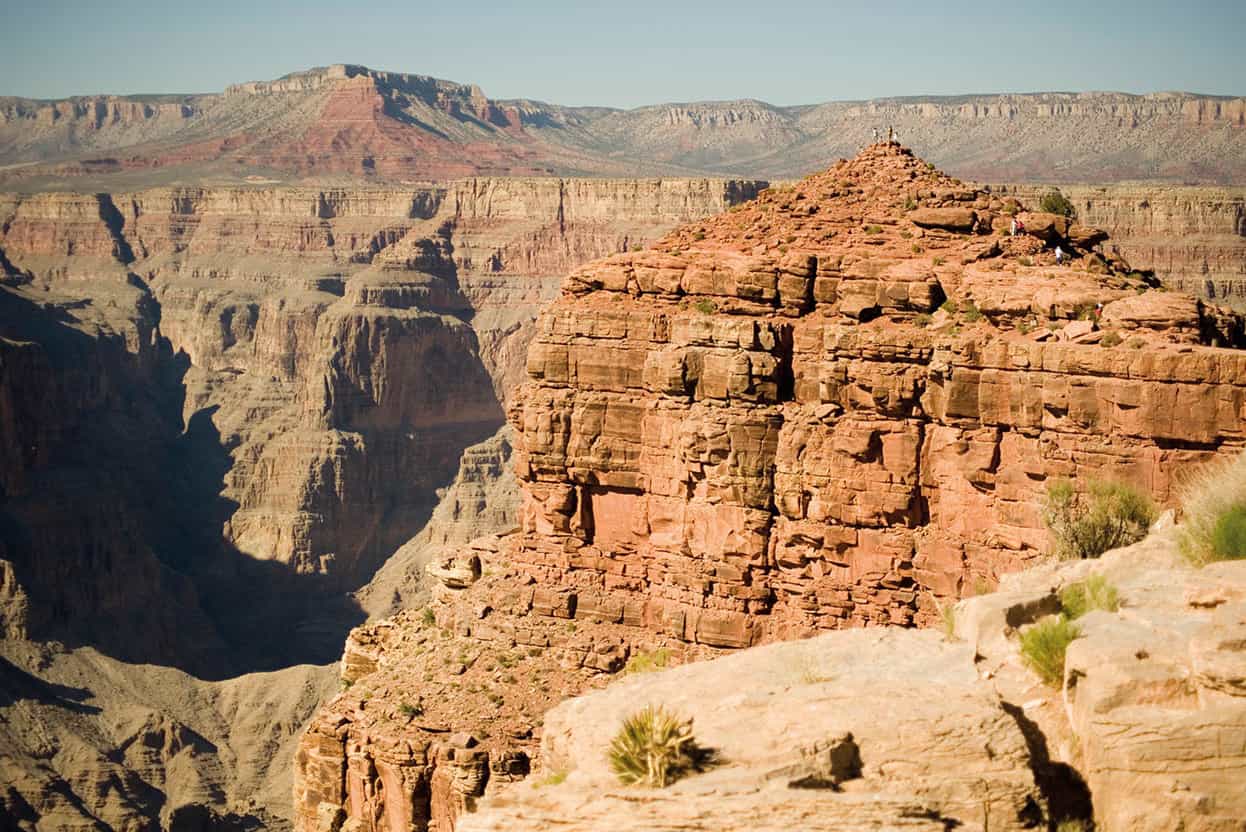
[[625, 647, 671, 675], [911, 243, 924, 254], [1019, 616, 1081, 687], [940, 299, 958, 315], [535, 768, 569, 788], [962, 301, 984, 323], [1042, 478, 1156, 560], [1100, 330, 1122, 347], [1039, 188, 1076, 218], [1060, 575, 1120, 620], [932, 256, 944, 266], [903, 196, 917, 211], [693, 299, 717, 315], [899, 229, 913, 239], [1056, 818, 1089, 832], [864, 225, 883, 235], [398, 700, 422, 718], [691, 230, 705, 241], [940, 601, 958, 640], [1019, 256, 1033, 267], [1178, 450, 1246, 564], [914, 313, 932, 328], [1018, 318, 1035, 335], [421, 607, 436, 627], [607, 706, 701, 788]]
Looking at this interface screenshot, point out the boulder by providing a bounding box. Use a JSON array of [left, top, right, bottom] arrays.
[[908, 207, 977, 232]]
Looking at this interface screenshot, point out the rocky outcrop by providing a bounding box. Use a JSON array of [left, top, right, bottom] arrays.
[[2, 64, 1244, 185], [293, 145, 1246, 831], [510, 143, 1246, 645], [1001, 183, 1246, 306], [451, 529, 1245, 832]]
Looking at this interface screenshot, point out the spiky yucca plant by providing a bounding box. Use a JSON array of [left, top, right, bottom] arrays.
[[607, 705, 697, 787]]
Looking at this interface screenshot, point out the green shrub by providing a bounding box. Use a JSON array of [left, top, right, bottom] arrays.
[[1042, 478, 1156, 560], [864, 225, 883, 235], [940, 299, 958, 315], [608, 706, 700, 787], [398, 700, 422, 718], [1039, 189, 1076, 218], [900, 229, 913, 239], [1211, 504, 1246, 561], [693, 299, 716, 315], [1178, 450, 1246, 565], [911, 243, 924, 254], [962, 302, 984, 323], [1100, 330, 1122, 347], [913, 313, 932, 328], [421, 607, 436, 627], [1060, 575, 1120, 620], [1019, 256, 1033, 267], [625, 647, 671, 675], [903, 197, 917, 211], [1019, 616, 1081, 686], [932, 256, 945, 266]]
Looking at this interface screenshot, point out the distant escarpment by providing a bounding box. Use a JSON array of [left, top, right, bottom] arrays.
[[0, 176, 756, 829], [1, 64, 1244, 186], [295, 144, 1246, 832]]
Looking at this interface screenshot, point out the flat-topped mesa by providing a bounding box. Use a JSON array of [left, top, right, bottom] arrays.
[[511, 142, 1246, 645]]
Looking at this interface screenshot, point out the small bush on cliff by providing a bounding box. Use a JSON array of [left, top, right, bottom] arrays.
[[693, 299, 717, 315], [1020, 616, 1081, 686], [1039, 189, 1076, 218], [962, 302, 984, 323], [625, 647, 671, 675], [1060, 575, 1120, 620], [1100, 330, 1123, 348], [1178, 450, 1246, 564], [1043, 478, 1156, 560], [608, 706, 702, 787]]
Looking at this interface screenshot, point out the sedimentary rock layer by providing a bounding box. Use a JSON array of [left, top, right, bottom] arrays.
[[293, 145, 1246, 832], [2, 63, 1244, 185]]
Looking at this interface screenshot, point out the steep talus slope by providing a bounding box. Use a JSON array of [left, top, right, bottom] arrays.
[[2, 64, 1244, 186], [0, 177, 756, 829], [293, 144, 1246, 831]]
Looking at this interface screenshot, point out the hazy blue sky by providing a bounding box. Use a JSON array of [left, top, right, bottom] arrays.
[[2, 0, 1243, 107]]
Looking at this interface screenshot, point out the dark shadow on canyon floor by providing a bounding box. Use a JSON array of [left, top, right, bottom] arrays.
[[0, 285, 500, 679]]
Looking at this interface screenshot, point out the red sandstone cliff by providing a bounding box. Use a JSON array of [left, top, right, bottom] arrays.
[[291, 144, 1246, 832]]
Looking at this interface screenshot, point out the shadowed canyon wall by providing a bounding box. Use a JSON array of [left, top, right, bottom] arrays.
[[0, 176, 760, 829]]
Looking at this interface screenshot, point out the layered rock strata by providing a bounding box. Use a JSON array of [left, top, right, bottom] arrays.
[[294, 145, 1246, 831]]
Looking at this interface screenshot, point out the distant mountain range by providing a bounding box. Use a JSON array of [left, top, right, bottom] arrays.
[[1, 63, 1244, 188]]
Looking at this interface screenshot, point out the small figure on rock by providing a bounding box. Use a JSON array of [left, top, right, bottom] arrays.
[[1055, 245, 1065, 265], [1010, 217, 1017, 236], [887, 126, 894, 143], [1015, 217, 1025, 235], [873, 127, 880, 143]]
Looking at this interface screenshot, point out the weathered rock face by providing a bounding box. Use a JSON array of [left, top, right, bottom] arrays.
[[0, 176, 757, 830], [511, 142, 1246, 646], [1002, 184, 1246, 306], [452, 529, 1245, 832], [293, 146, 1246, 832]]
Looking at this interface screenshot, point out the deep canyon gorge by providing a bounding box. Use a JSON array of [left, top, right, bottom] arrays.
[[0, 63, 1244, 832]]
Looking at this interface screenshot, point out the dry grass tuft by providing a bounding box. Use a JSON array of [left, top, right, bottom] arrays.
[[608, 706, 701, 787], [1178, 450, 1246, 565]]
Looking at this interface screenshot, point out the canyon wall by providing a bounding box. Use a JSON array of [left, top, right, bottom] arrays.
[[292, 145, 1246, 832], [2, 64, 1244, 185], [0, 176, 759, 829]]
